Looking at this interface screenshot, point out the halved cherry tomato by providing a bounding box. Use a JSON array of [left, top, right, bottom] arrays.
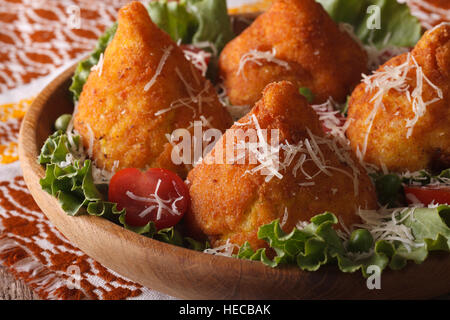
[[404, 185, 450, 206], [108, 168, 190, 229]]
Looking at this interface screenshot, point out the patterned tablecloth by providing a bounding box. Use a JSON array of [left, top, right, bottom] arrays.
[[0, 0, 449, 300]]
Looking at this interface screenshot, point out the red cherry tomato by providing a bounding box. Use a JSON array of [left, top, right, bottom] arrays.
[[108, 168, 190, 229], [404, 185, 450, 206]]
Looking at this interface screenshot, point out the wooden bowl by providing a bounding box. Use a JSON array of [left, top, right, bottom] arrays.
[[18, 62, 450, 300]]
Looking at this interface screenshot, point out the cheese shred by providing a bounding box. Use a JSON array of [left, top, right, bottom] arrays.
[[144, 46, 173, 92], [359, 52, 443, 159], [236, 48, 290, 78]]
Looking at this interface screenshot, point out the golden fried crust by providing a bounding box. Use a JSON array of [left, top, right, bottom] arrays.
[[74, 2, 232, 178], [218, 0, 368, 107], [185, 81, 377, 250], [347, 24, 450, 172]]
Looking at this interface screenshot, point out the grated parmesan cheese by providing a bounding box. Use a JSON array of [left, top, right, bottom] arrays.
[[304, 125, 360, 196], [280, 207, 289, 228], [404, 55, 443, 138], [126, 179, 184, 220], [236, 113, 360, 195], [182, 41, 218, 77], [183, 46, 211, 77], [203, 239, 239, 257], [242, 114, 283, 182], [405, 192, 425, 207], [427, 22, 450, 35], [215, 82, 251, 120], [85, 123, 95, 159], [400, 169, 450, 187], [311, 99, 349, 145], [236, 48, 290, 78], [295, 220, 309, 230], [155, 67, 214, 118], [59, 153, 75, 168], [186, 115, 214, 130], [192, 41, 218, 57], [144, 46, 173, 92], [91, 53, 104, 77], [91, 160, 119, 185], [298, 181, 315, 187], [359, 52, 443, 159], [304, 133, 332, 177], [354, 206, 425, 253]]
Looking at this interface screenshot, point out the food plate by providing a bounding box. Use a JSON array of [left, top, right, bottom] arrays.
[[18, 61, 450, 300]]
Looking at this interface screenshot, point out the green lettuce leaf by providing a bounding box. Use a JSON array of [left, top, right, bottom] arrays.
[[118, 212, 157, 238], [236, 242, 278, 268], [237, 207, 450, 277], [317, 0, 422, 48], [39, 130, 156, 231], [39, 130, 126, 221], [155, 227, 210, 250], [69, 0, 233, 102], [154, 226, 184, 246], [186, 0, 234, 52], [149, 0, 233, 52], [184, 237, 210, 251], [299, 87, 315, 103], [87, 201, 125, 222], [39, 131, 106, 216], [401, 169, 450, 186], [148, 0, 197, 44], [117, 210, 210, 249], [404, 206, 450, 251]]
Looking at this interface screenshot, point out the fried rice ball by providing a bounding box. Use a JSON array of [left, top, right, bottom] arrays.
[[218, 0, 368, 107], [346, 23, 450, 173], [185, 81, 378, 250], [74, 2, 232, 179]]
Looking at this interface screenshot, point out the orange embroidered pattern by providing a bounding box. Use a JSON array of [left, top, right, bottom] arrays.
[[0, 172, 145, 299], [0, 0, 130, 93]]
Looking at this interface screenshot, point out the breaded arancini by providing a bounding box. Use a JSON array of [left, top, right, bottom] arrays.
[[218, 0, 368, 107], [185, 81, 378, 250], [346, 23, 450, 172], [74, 2, 232, 179]]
